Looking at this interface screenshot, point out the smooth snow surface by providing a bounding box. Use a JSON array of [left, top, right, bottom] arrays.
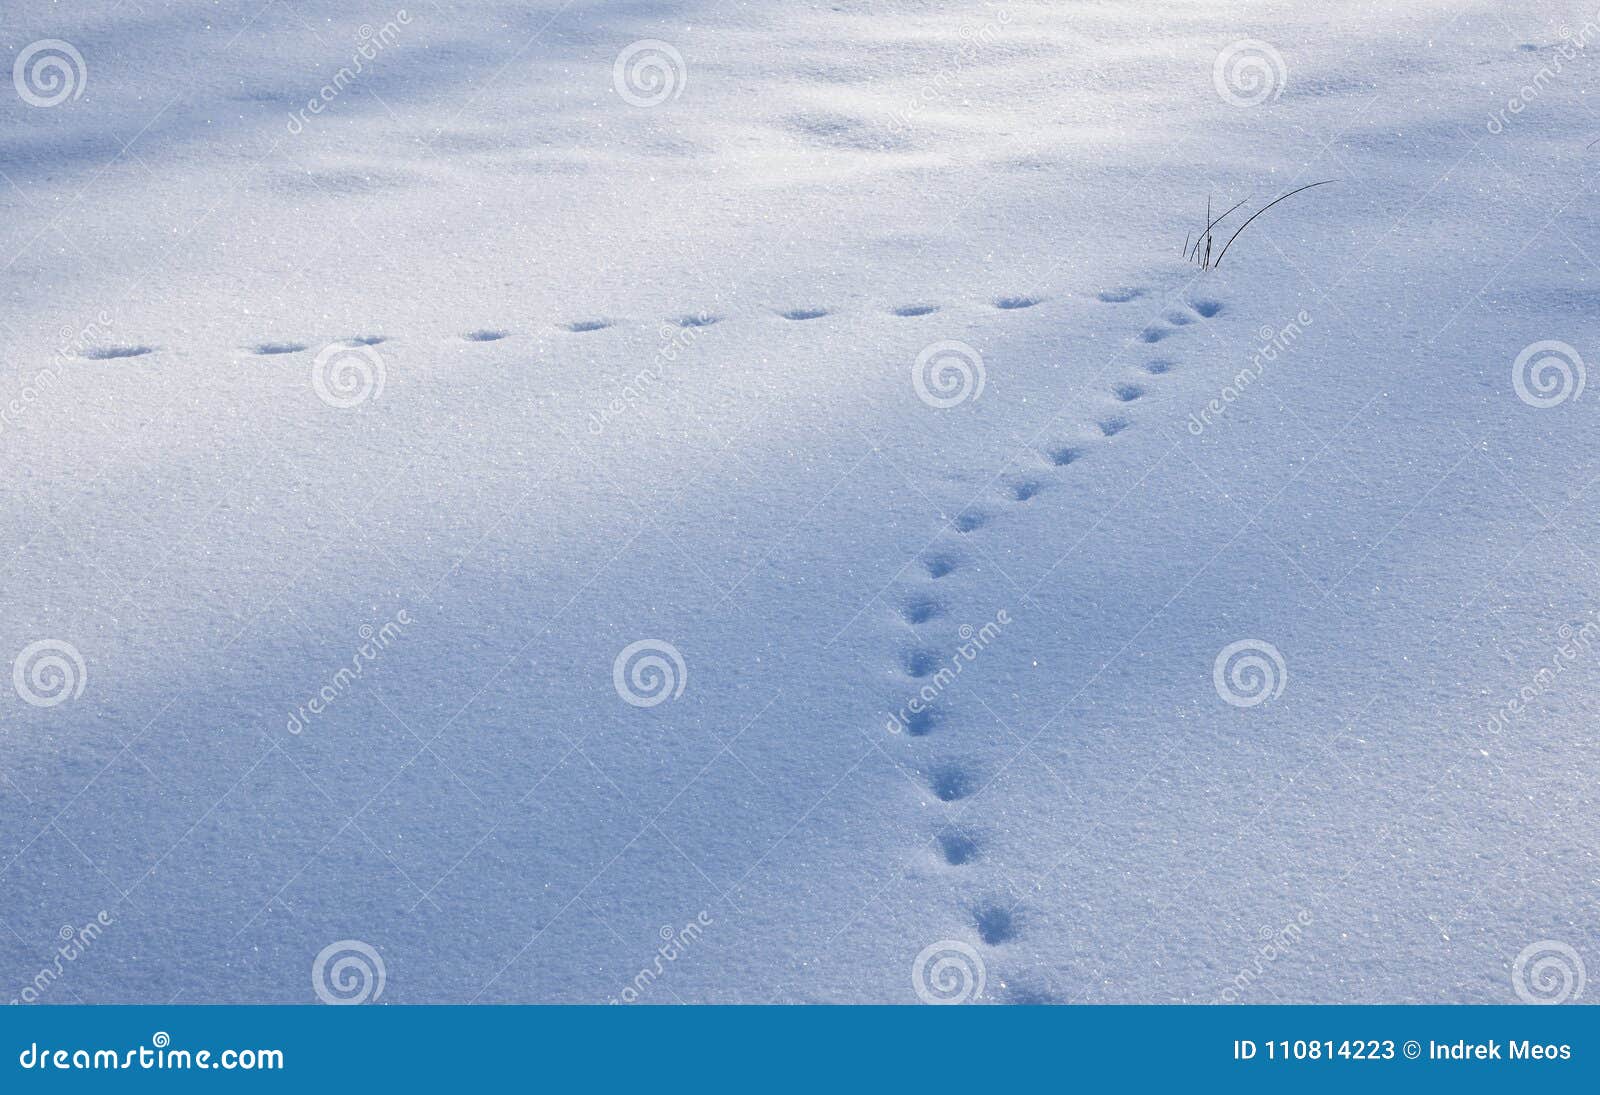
[[2, 1, 1597, 1004]]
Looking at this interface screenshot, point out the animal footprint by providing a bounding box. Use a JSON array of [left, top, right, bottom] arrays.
[[564, 319, 614, 333], [1005, 479, 1044, 502], [676, 314, 720, 328], [1096, 287, 1145, 303], [1144, 360, 1174, 375], [937, 828, 980, 865], [974, 903, 1017, 945], [249, 342, 306, 356], [1111, 383, 1144, 402], [1139, 326, 1173, 344], [85, 345, 154, 360], [892, 304, 938, 317], [904, 708, 939, 737], [994, 295, 1041, 310], [463, 330, 508, 342], [930, 764, 979, 802], [902, 648, 941, 678], [1045, 446, 1081, 467], [1192, 299, 1224, 318], [1099, 417, 1130, 437], [779, 307, 829, 321], [900, 597, 945, 624], [923, 554, 960, 579], [342, 335, 386, 346], [953, 511, 988, 533]]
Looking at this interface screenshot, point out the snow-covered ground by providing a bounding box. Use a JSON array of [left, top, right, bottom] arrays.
[[2, 0, 1597, 1004]]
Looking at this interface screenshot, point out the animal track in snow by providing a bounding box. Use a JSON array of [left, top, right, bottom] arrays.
[[869, 284, 1224, 984], [85, 345, 154, 360], [107, 283, 1206, 357], [974, 904, 1017, 945], [930, 764, 979, 802], [900, 597, 945, 624], [1096, 287, 1146, 303], [993, 295, 1041, 310], [1005, 478, 1044, 502], [937, 828, 980, 865]]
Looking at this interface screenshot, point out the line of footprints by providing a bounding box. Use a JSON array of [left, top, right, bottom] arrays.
[[71, 289, 1213, 360], [887, 289, 1223, 1003]]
